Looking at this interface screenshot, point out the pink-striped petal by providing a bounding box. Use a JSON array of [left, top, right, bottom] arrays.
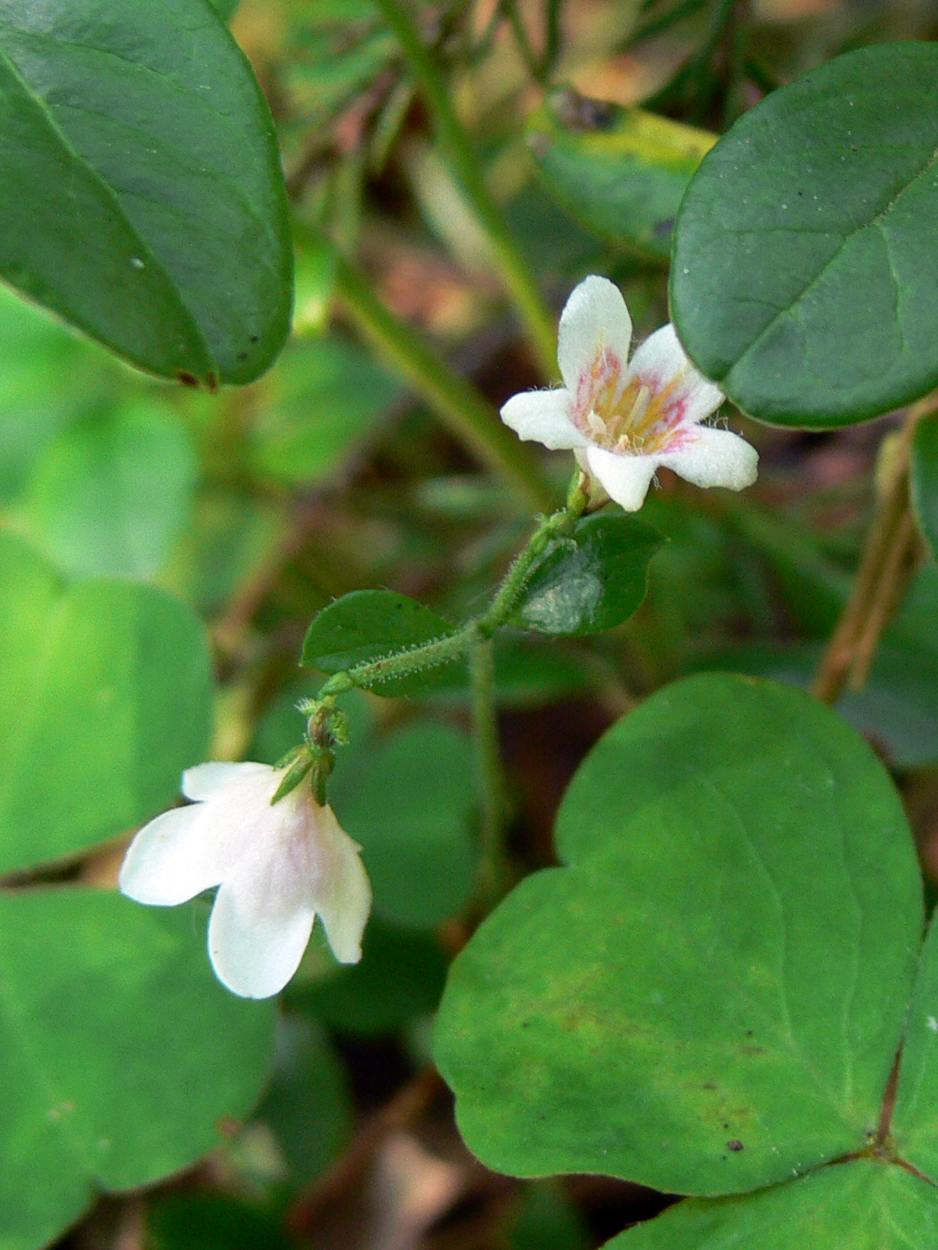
[[626, 324, 724, 427], [657, 424, 759, 492]]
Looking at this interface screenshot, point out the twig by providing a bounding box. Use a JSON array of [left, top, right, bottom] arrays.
[[811, 395, 938, 705]]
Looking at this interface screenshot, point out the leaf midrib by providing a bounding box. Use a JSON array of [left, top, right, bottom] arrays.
[[0, 37, 214, 372], [723, 142, 938, 385]]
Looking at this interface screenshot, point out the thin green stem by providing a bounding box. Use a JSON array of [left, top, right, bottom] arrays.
[[374, 0, 558, 378], [331, 250, 553, 511], [470, 637, 510, 903], [317, 472, 588, 699]]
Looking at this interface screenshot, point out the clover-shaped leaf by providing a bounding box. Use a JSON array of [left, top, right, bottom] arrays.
[[0, 532, 212, 875], [434, 674, 934, 1221]]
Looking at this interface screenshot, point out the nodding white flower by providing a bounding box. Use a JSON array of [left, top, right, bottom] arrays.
[[500, 275, 758, 512], [119, 762, 371, 1000]]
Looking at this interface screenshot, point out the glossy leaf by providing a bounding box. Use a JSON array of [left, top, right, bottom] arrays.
[[0, 0, 291, 386], [435, 675, 922, 1193], [605, 1161, 938, 1249], [672, 43, 938, 426], [16, 402, 197, 579], [0, 890, 274, 1250], [513, 514, 663, 636], [528, 91, 715, 261], [912, 414, 938, 562], [301, 590, 465, 697], [341, 721, 478, 927], [252, 337, 402, 484], [0, 533, 212, 873]]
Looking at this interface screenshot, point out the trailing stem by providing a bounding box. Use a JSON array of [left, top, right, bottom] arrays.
[[811, 396, 936, 705], [316, 473, 589, 702]]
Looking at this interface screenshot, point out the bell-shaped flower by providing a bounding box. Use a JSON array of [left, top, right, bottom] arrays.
[[119, 761, 371, 999], [500, 275, 758, 511]]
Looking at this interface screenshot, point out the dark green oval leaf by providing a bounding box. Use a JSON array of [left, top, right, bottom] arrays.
[[0, 0, 292, 386], [0, 890, 274, 1250], [671, 43, 938, 426], [301, 590, 465, 698], [513, 514, 663, 635], [528, 91, 715, 262], [0, 532, 212, 874], [434, 675, 922, 1194], [605, 1160, 938, 1249]]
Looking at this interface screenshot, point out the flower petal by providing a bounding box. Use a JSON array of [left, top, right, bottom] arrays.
[[308, 805, 372, 965], [182, 761, 272, 802], [500, 388, 587, 450], [207, 853, 317, 999], [583, 444, 658, 512], [119, 804, 230, 905], [557, 276, 632, 396], [658, 425, 759, 492], [627, 324, 724, 426]]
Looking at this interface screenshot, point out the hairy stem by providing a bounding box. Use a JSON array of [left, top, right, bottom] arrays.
[[318, 473, 589, 699], [373, 0, 558, 378], [333, 252, 553, 510]]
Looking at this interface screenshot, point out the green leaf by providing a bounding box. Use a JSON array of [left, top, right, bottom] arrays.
[[341, 721, 478, 927], [912, 414, 938, 562], [509, 1182, 590, 1250], [528, 91, 716, 262], [252, 337, 402, 485], [434, 674, 922, 1193], [15, 401, 197, 579], [0, 0, 291, 386], [513, 514, 663, 636], [246, 1015, 352, 1190], [150, 1196, 291, 1250], [291, 917, 448, 1035], [892, 911, 938, 1182], [604, 1160, 938, 1249], [0, 889, 274, 1250], [671, 43, 938, 426], [301, 590, 466, 698], [0, 533, 212, 874], [0, 285, 106, 504]]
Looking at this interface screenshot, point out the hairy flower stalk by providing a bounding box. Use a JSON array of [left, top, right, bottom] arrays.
[[119, 762, 371, 999], [500, 275, 758, 511]]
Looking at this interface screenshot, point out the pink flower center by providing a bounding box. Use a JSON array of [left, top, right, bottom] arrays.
[[572, 342, 690, 456]]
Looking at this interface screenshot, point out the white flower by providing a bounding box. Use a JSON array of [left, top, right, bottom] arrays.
[[500, 275, 758, 511], [119, 762, 371, 999]]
